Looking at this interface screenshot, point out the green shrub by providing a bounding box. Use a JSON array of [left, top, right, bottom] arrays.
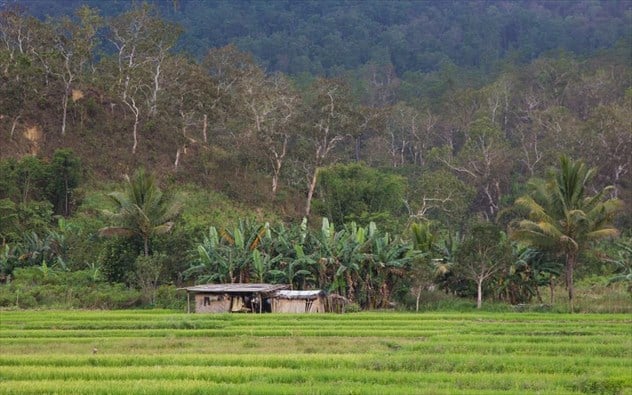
[[154, 285, 187, 310], [343, 303, 361, 313], [0, 267, 141, 309]]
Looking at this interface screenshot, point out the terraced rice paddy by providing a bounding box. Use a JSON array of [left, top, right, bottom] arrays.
[[0, 310, 630, 394]]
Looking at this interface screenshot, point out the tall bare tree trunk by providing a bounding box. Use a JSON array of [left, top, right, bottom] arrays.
[[61, 87, 69, 135], [202, 114, 208, 143], [150, 62, 160, 116], [132, 113, 139, 154], [271, 136, 288, 196], [476, 278, 483, 309], [174, 148, 181, 169], [125, 96, 140, 154], [305, 168, 319, 216], [10, 115, 20, 138], [415, 286, 422, 312], [271, 171, 279, 196]]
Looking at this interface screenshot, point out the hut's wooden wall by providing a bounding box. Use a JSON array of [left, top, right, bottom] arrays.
[[195, 294, 230, 313], [191, 291, 330, 313], [271, 297, 324, 313]]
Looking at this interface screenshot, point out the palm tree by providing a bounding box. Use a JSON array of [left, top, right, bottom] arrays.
[[100, 168, 181, 256], [512, 156, 621, 311]]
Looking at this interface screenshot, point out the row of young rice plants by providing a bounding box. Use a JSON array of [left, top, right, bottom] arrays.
[[1, 354, 629, 377], [0, 310, 630, 394]]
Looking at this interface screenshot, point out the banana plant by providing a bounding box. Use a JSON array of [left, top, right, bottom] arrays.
[[410, 222, 435, 253], [269, 262, 313, 290], [218, 219, 267, 283], [334, 222, 372, 301], [313, 218, 350, 292], [607, 238, 632, 293], [251, 249, 283, 283], [185, 226, 236, 284], [508, 245, 562, 304], [266, 222, 299, 260], [17, 232, 52, 266], [264, 218, 319, 289], [0, 244, 19, 281], [432, 231, 463, 293], [187, 220, 271, 284], [407, 222, 439, 311], [362, 225, 412, 308]]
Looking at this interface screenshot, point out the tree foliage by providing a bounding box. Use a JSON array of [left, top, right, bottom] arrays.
[[512, 156, 622, 311], [314, 162, 406, 228], [100, 168, 181, 257], [455, 222, 512, 308]]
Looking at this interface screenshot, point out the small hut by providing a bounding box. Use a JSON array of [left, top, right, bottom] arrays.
[[271, 290, 327, 313], [181, 283, 289, 313]]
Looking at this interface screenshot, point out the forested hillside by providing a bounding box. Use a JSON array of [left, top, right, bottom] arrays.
[[15, 0, 632, 77], [0, 1, 630, 311]]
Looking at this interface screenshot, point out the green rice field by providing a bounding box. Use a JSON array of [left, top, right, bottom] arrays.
[[0, 310, 630, 394]]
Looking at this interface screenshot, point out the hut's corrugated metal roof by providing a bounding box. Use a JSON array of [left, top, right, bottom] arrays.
[[180, 283, 290, 293], [275, 290, 325, 299]]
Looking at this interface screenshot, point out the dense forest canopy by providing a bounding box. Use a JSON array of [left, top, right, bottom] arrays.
[[0, 1, 630, 311], [11, 0, 632, 77]]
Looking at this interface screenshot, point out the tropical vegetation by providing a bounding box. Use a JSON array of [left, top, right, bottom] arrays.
[[512, 156, 622, 310], [0, 1, 630, 312]]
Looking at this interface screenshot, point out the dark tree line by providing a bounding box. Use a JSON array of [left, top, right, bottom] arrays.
[[18, 0, 632, 78]]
